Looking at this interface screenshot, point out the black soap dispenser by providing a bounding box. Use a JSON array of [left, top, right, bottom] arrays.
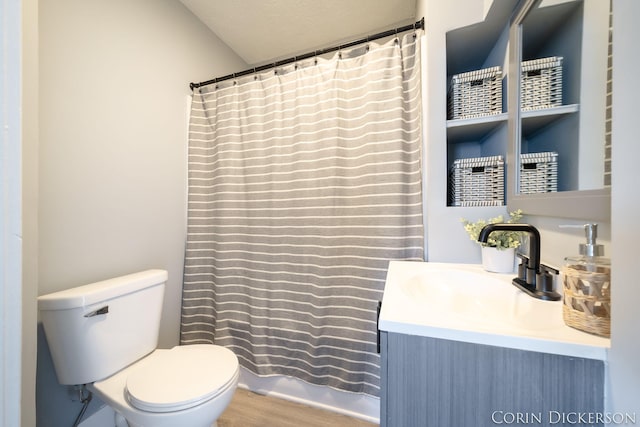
[[561, 224, 611, 337]]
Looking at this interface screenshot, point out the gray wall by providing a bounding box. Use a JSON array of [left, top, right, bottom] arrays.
[[25, 0, 640, 425], [23, 0, 39, 425], [36, 0, 246, 425]]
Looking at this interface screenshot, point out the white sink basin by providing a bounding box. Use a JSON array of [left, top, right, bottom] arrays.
[[379, 261, 609, 360], [397, 264, 562, 331]]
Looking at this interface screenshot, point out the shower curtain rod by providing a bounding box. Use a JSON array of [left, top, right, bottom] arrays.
[[189, 17, 424, 90]]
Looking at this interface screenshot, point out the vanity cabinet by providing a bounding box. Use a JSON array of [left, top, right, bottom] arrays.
[[379, 331, 604, 427]]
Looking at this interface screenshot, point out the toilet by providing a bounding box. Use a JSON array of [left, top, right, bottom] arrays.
[[38, 269, 239, 427]]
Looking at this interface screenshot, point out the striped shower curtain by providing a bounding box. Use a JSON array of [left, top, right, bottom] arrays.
[[180, 31, 424, 397]]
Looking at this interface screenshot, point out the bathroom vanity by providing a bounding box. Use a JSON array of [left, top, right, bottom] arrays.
[[378, 261, 609, 427]]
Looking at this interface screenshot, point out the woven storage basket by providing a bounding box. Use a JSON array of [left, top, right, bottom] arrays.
[[521, 57, 563, 110], [449, 155, 504, 207], [562, 264, 611, 337], [448, 66, 502, 120], [520, 152, 558, 194]]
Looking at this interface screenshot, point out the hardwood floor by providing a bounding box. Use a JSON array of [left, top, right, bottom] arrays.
[[217, 388, 379, 427]]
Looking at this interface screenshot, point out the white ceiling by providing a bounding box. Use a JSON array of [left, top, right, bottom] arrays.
[[179, 0, 417, 66]]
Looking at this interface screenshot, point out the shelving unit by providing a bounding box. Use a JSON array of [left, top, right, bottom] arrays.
[[520, 1, 583, 192], [445, 0, 585, 205], [444, 2, 513, 207], [446, 112, 506, 140]]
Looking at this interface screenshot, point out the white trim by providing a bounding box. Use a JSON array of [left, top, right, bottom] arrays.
[[1, 0, 23, 425], [238, 367, 380, 424]]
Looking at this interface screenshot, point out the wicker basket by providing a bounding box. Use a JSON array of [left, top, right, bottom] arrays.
[[520, 152, 558, 194], [449, 155, 504, 207], [448, 66, 502, 120], [562, 264, 611, 337], [521, 57, 563, 110]]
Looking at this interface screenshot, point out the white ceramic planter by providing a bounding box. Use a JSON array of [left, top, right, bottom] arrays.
[[481, 246, 516, 273]]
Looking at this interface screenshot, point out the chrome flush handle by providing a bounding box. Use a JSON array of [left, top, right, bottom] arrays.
[[84, 306, 109, 318]]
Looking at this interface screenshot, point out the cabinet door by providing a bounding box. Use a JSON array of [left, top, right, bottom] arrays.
[[382, 333, 604, 427]]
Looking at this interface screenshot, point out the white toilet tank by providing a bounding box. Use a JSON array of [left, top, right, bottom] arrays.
[[38, 270, 168, 385]]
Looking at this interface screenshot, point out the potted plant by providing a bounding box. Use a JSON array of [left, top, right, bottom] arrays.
[[460, 210, 523, 273]]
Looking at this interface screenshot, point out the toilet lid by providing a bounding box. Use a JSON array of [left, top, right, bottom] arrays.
[[125, 344, 238, 413]]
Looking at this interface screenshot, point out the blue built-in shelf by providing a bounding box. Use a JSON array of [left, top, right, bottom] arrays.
[[446, 104, 579, 143], [521, 103, 579, 134], [446, 112, 507, 142]]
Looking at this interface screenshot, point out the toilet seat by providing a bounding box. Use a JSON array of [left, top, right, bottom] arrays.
[[125, 344, 239, 413]]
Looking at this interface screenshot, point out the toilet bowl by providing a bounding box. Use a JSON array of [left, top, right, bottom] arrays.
[[89, 345, 239, 427], [37, 270, 239, 427]]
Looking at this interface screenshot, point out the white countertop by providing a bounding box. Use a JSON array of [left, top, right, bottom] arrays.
[[378, 261, 610, 361]]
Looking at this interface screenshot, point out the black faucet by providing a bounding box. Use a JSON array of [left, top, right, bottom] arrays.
[[478, 224, 560, 301]]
